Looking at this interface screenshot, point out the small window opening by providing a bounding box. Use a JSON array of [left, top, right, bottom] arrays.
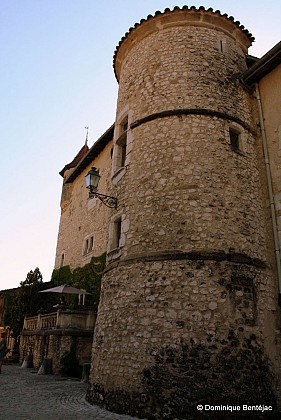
[[89, 236, 94, 252], [84, 239, 89, 255], [121, 142, 127, 167], [115, 116, 128, 170], [60, 253, 65, 267], [112, 217, 122, 250], [229, 128, 240, 152], [219, 39, 227, 53], [121, 118, 128, 133], [83, 236, 94, 255]]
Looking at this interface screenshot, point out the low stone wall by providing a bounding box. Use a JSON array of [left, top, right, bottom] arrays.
[[20, 329, 93, 375]]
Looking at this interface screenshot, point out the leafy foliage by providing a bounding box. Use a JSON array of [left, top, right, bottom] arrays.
[[3, 268, 56, 332], [3, 253, 106, 334], [51, 265, 72, 285], [51, 253, 106, 309]]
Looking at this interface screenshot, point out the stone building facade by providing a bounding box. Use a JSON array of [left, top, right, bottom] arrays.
[[56, 6, 281, 419], [55, 126, 114, 269]]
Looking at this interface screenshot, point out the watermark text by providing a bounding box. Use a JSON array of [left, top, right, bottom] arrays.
[[197, 404, 272, 413]]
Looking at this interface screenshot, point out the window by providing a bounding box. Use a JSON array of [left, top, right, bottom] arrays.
[[116, 116, 128, 170], [229, 127, 242, 153], [60, 253, 65, 267], [89, 236, 94, 252], [218, 38, 227, 53], [112, 217, 122, 250], [120, 139, 127, 168], [83, 235, 94, 255], [107, 214, 129, 260], [84, 239, 89, 255], [121, 117, 128, 133], [112, 110, 133, 183]]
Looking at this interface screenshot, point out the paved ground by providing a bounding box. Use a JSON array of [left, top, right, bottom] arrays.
[[1, 364, 141, 420]]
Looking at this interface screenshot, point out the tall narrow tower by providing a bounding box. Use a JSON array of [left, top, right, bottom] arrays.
[[87, 7, 280, 418]]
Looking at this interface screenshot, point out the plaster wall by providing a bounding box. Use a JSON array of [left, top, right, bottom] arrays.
[[259, 64, 281, 247], [54, 140, 113, 270]]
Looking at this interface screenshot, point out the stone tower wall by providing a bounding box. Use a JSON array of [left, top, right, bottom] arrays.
[[88, 8, 281, 418], [112, 12, 264, 260]]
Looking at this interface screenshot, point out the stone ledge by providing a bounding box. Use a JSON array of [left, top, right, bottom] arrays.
[[130, 108, 255, 135], [104, 249, 266, 273]]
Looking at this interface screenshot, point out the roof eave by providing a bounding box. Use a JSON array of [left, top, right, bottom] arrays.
[[243, 40, 281, 85], [64, 124, 114, 184], [113, 5, 254, 81]]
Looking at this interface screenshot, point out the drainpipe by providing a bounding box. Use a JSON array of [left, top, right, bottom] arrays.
[[255, 83, 281, 304]]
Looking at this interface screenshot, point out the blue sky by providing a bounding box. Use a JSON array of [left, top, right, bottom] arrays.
[[1, 0, 280, 291]]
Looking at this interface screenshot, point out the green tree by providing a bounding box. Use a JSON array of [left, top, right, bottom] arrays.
[[20, 267, 43, 287], [16, 268, 44, 320], [4, 268, 56, 330]]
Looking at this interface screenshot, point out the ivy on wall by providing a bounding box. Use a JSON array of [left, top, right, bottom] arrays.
[[51, 265, 72, 285], [51, 253, 106, 309], [1, 255, 106, 331]]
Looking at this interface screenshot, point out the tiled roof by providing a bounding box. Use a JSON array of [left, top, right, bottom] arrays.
[[113, 5, 255, 80]]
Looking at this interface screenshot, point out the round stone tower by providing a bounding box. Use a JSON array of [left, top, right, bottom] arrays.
[[87, 7, 280, 418]]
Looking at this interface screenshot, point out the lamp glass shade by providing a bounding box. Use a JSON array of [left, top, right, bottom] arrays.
[[85, 167, 101, 189]]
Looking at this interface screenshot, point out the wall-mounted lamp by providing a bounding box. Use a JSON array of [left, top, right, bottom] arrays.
[[85, 167, 117, 209]]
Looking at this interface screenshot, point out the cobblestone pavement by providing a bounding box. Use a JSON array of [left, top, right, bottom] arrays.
[[1, 364, 141, 420]]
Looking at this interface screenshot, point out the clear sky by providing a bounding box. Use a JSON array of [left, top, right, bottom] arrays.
[[1, 0, 280, 291]]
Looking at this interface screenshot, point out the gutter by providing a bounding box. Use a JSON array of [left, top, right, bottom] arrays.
[[255, 83, 281, 303]]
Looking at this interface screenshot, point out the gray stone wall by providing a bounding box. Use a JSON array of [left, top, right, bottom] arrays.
[[87, 8, 281, 418], [117, 116, 265, 260], [20, 330, 93, 374], [117, 25, 250, 123], [111, 19, 265, 262], [88, 259, 277, 417]]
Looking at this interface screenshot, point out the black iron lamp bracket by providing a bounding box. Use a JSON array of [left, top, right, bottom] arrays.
[[88, 188, 117, 209]]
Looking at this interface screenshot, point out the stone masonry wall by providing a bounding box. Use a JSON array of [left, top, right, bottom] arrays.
[[88, 8, 281, 418], [111, 18, 264, 262], [117, 116, 265, 260], [117, 25, 250, 122], [20, 331, 93, 374], [88, 258, 277, 418]]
